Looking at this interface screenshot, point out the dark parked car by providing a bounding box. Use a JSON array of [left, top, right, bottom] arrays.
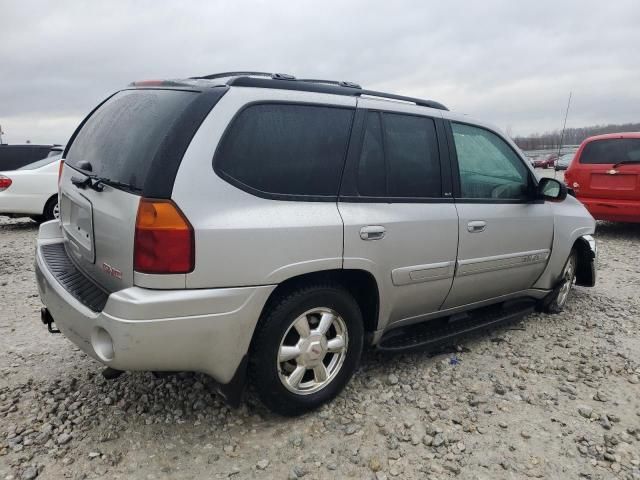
[[555, 153, 574, 171], [0, 144, 64, 171]]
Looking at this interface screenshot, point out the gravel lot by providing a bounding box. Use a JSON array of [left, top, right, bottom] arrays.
[[1, 209, 639, 479]]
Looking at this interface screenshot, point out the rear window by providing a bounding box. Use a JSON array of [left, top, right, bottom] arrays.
[[580, 138, 640, 164], [215, 104, 354, 197], [65, 89, 197, 191]]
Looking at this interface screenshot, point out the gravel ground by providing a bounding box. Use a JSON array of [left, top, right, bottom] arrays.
[[1, 213, 639, 480]]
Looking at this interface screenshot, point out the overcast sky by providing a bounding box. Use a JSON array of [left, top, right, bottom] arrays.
[[1, 0, 639, 144]]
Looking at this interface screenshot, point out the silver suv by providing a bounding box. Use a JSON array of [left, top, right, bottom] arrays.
[[35, 72, 596, 415]]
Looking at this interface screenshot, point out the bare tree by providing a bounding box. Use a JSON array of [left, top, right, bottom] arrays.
[[514, 122, 640, 150]]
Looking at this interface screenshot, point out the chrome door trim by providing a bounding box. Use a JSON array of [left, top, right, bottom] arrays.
[[359, 225, 386, 241], [467, 220, 487, 233], [457, 249, 550, 276], [391, 260, 455, 286]]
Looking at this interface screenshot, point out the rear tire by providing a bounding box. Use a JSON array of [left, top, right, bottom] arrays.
[[543, 249, 577, 314], [250, 284, 363, 416], [43, 196, 59, 222]]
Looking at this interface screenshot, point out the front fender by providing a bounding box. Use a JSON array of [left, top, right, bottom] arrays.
[[533, 196, 595, 290]]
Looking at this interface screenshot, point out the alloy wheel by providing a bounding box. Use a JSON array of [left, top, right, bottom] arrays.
[[556, 254, 576, 307], [277, 307, 348, 395]]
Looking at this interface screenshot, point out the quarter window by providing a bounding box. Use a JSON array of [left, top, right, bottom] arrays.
[[451, 123, 530, 200], [357, 112, 441, 198], [215, 104, 354, 197]]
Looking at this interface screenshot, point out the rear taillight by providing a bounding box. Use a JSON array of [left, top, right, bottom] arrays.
[[0, 175, 12, 192], [58, 160, 64, 186], [134, 198, 194, 274]]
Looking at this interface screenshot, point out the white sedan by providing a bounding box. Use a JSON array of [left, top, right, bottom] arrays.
[[0, 155, 61, 222]]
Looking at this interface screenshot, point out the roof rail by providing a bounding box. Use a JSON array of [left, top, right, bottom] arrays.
[[226, 76, 448, 111], [191, 71, 296, 81], [358, 89, 448, 110], [297, 79, 362, 89]]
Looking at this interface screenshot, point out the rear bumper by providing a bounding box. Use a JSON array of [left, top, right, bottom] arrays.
[[35, 221, 275, 390], [578, 196, 640, 223]]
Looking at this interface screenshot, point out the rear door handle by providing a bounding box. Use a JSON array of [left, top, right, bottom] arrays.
[[360, 225, 386, 241], [467, 220, 487, 233]]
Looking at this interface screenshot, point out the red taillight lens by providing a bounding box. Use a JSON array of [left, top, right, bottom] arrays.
[[0, 175, 12, 192], [58, 160, 64, 186], [134, 198, 194, 274]]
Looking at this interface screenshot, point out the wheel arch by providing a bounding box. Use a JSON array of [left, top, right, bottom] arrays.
[[257, 269, 380, 344], [43, 194, 58, 215], [573, 236, 596, 287]]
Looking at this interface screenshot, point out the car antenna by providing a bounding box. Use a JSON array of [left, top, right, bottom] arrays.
[[555, 91, 572, 180]]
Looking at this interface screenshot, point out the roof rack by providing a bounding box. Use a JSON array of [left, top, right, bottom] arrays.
[[186, 71, 448, 111], [297, 79, 362, 89], [227, 76, 448, 111], [191, 71, 296, 81]]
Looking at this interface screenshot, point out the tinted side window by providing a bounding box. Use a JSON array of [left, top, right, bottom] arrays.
[[580, 138, 640, 164], [215, 104, 354, 197], [451, 122, 529, 200], [357, 113, 386, 196], [357, 112, 441, 198]]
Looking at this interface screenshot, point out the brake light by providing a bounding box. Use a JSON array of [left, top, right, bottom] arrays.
[[0, 175, 12, 192], [58, 160, 64, 186], [134, 199, 194, 274]]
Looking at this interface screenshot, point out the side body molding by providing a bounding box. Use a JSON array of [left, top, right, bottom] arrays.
[[456, 249, 550, 276], [391, 261, 456, 286]]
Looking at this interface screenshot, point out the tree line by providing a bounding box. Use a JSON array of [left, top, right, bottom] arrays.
[[513, 122, 640, 150]]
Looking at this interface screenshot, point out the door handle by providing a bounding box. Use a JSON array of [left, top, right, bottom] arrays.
[[360, 225, 386, 241], [467, 220, 487, 233]]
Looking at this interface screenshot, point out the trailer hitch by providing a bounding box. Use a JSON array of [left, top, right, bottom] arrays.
[[40, 307, 60, 334]]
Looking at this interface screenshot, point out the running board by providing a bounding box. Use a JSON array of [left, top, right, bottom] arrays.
[[377, 300, 536, 353]]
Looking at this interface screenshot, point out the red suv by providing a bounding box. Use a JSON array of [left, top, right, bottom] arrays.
[[565, 133, 640, 223]]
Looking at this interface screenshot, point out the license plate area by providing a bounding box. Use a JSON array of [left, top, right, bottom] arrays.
[[60, 191, 95, 263], [590, 173, 636, 190]]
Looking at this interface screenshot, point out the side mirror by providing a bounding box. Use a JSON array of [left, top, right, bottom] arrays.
[[538, 177, 567, 202]]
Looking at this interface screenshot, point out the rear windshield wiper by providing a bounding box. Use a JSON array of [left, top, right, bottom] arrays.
[[95, 176, 142, 193], [71, 175, 142, 193], [612, 159, 640, 169]]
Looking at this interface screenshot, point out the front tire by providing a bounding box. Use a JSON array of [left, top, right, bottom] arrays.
[[250, 284, 363, 416], [543, 250, 577, 313]]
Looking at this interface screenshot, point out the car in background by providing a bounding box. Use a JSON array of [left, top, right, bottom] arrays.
[[565, 132, 640, 223], [532, 154, 557, 169], [555, 153, 574, 171], [0, 144, 63, 171], [0, 154, 62, 222]]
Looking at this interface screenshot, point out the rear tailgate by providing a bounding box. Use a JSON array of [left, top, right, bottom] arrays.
[[60, 88, 206, 292], [573, 138, 640, 201]]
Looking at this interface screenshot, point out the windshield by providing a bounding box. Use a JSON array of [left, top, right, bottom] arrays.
[[18, 154, 61, 170]]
